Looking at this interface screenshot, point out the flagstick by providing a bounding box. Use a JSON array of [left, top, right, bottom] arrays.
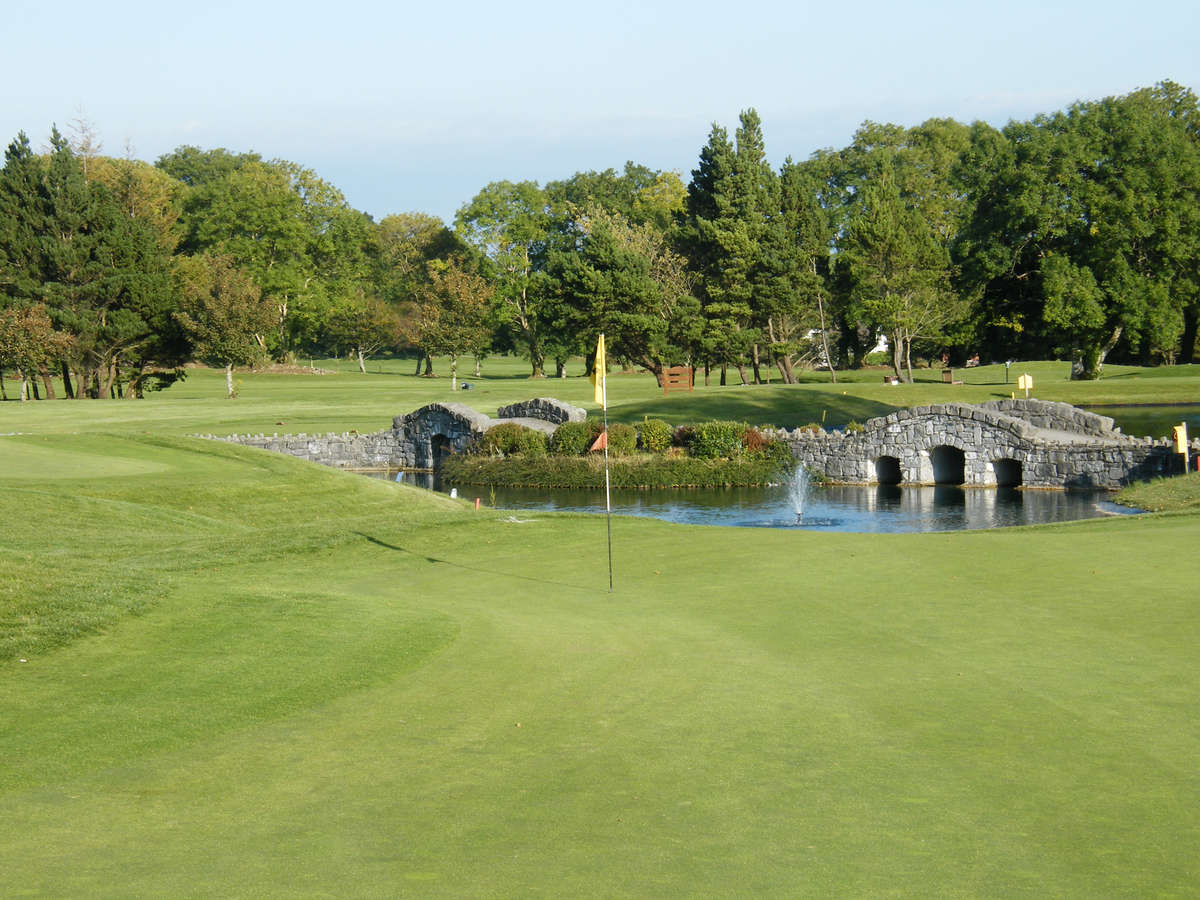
[[602, 371, 613, 592]]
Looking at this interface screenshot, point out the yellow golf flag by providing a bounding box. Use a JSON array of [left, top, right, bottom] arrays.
[[591, 333, 606, 408]]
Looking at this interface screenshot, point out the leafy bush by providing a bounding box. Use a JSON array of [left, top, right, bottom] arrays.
[[442, 453, 797, 489], [761, 438, 797, 472], [673, 424, 696, 449], [550, 420, 601, 456], [689, 420, 747, 459], [740, 427, 769, 454], [844, 420, 865, 434], [607, 423, 637, 457], [800, 423, 824, 433], [863, 350, 891, 367], [638, 418, 673, 454], [479, 422, 548, 457]]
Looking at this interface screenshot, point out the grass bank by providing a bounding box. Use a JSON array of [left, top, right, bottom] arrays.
[[1116, 469, 1200, 511]]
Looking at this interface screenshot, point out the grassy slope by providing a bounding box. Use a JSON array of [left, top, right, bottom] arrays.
[[2, 362, 1200, 896]]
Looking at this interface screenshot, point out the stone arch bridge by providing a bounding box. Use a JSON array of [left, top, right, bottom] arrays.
[[778, 399, 1180, 489]]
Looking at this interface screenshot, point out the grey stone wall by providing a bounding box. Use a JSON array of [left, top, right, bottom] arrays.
[[978, 398, 1119, 437], [203, 431, 406, 469], [210, 397, 586, 471], [496, 397, 586, 424]]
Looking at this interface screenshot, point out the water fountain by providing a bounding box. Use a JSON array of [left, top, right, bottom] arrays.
[[790, 467, 811, 524]]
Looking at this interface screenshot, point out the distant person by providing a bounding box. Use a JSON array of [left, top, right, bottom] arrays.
[[966, 353, 980, 367]]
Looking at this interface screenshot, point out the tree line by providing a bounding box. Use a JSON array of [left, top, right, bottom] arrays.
[[2, 80, 1198, 400]]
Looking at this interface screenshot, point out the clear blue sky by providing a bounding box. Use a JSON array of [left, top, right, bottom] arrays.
[[5, 0, 1198, 224]]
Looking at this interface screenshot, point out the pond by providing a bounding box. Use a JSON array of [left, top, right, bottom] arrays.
[[1093, 404, 1200, 439], [374, 471, 1136, 533]]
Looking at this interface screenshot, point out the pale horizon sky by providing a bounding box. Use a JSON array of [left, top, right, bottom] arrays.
[[5, 0, 1199, 224]]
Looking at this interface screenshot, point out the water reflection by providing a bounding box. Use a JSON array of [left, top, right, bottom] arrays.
[[361, 470, 1134, 533]]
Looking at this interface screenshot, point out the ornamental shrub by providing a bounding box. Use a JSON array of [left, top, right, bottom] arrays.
[[479, 422, 548, 457], [551, 420, 601, 456], [638, 418, 673, 453], [689, 420, 747, 459], [607, 423, 637, 457], [740, 427, 769, 454]]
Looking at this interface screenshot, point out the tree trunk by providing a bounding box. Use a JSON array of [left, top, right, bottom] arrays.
[[1181, 306, 1199, 365], [450, 356, 458, 391], [474, 357, 482, 377], [225, 363, 235, 399], [555, 357, 567, 378], [61, 362, 74, 399], [703, 363, 710, 387], [415, 354, 424, 375], [38, 363, 56, 400], [100, 360, 119, 400], [891, 330, 905, 382], [528, 346, 545, 378], [735, 364, 749, 385], [776, 355, 796, 384], [904, 335, 914, 385], [423, 355, 434, 376], [1070, 326, 1123, 381], [18, 371, 28, 402], [30, 376, 40, 400], [719, 365, 727, 386], [751, 343, 762, 384], [356, 348, 366, 374], [0, 370, 7, 401], [816, 291, 836, 384]]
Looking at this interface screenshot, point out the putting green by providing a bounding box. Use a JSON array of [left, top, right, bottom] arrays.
[[0, 434, 173, 479]]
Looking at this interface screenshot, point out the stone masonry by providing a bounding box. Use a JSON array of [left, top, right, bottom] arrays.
[[206, 398, 587, 471], [207, 396, 1193, 490], [775, 399, 1190, 489]]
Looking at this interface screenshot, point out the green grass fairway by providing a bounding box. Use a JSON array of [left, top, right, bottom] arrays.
[[2, 429, 1199, 896], [3, 362, 1200, 895], [5, 356, 1200, 437]]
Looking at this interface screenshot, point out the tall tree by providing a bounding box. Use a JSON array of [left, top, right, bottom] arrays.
[[174, 254, 274, 398], [548, 205, 700, 385], [456, 181, 553, 377], [408, 259, 494, 389], [840, 163, 957, 382], [955, 83, 1200, 376]]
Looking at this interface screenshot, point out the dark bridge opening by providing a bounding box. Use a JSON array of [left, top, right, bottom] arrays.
[[875, 455, 902, 485], [431, 434, 452, 468], [993, 458, 1023, 488], [930, 445, 966, 485]]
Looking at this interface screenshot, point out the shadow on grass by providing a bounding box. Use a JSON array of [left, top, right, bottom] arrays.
[[354, 531, 600, 593]]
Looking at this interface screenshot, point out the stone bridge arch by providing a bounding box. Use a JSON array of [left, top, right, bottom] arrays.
[[857, 403, 1037, 486], [393, 402, 496, 469]]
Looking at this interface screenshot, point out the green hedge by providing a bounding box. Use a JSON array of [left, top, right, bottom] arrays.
[[550, 420, 602, 456], [442, 453, 796, 489], [638, 418, 673, 453], [607, 423, 637, 457], [478, 422, 548, 458]]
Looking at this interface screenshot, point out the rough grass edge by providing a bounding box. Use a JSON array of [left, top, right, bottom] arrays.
[[1114, 470, 1200, 512]]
